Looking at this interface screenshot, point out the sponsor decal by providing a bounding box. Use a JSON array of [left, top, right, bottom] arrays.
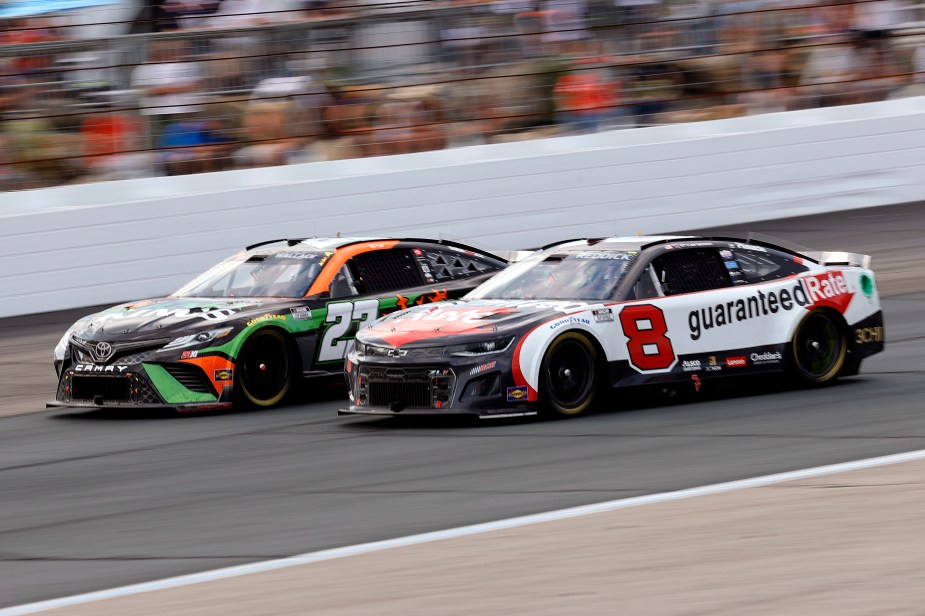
[[74, 364, 128, 373], [180, 350, 198, 359], [733, 242, 767, 253], [691, 374, 702, 392], [412, 248, 424, 256], [214, 369, 233, 382], [290, 307, 312, 321], [725, 356, 747, 368], [860, 274, 875, 298], [855, 326, 884, 344], [720, 250, 733, 259], [549, 316, 591, 330], [573, 251, 635, 260], [401, 306, 514, 324], [724, 261, 739, 269], [247, 314, 287, 327], [706, 356, 722, 372], [592, 308, 615, 323], [750, 350, 782, 365], [90, 304, 255, 325], [507, 386, 528, 402], [664, 241, 715, 250], [682, 359, 701, 372], [274, 252, 319, 260], [366, 242, 387, 249], [470, 360, 497, 376], [687, 272, 852, 340]]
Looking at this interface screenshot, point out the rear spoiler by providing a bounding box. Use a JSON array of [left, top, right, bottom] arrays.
[[803, 251, 871, 268]]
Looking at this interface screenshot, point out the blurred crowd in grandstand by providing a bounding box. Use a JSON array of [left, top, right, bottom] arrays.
[[1, 0, 923, 190]]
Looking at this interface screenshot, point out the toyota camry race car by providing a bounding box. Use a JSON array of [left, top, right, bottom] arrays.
[[51, 238, 506, 411], [342, 236, 884, 419]]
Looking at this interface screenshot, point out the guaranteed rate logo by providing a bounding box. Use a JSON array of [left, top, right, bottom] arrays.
[[688, 272, 852, 341]]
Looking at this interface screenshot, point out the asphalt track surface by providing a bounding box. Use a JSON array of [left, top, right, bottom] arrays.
[[1, 202, 923, 609]]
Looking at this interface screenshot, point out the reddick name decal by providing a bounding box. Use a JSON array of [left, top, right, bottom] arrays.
[[688, 272, 852, 340]]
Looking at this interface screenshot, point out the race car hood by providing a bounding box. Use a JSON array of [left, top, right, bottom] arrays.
[[360, 299, 591, 348], [71, 297, 289, 340]]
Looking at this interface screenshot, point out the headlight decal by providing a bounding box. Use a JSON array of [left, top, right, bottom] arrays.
[[445, 336, 515, 357], [162, 327, 234, 351]]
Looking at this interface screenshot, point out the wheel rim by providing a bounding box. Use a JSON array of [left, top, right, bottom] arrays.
[[794, 313, 844, 380], [239, 330, 291, 406], [545, 338, 595, 413]]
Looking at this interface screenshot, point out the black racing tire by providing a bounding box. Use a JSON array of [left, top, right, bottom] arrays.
[[540, 332, 599, 417], [236, 328, 295, 408], [789, 310, 848, 385]]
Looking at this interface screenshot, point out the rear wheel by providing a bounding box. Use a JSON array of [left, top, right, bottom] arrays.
[[237, 329, 294, 408], [790, 311, 847, 385], [540, 332, 599, 417]]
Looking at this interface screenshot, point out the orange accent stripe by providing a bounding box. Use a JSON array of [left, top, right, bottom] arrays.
[[180, 355, 235, 394], [305, 240, 400, 297]]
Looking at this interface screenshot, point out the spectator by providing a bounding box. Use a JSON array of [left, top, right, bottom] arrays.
[[159, 117, 233, 174], [234, 101, 304, 167], [554, 66, 620, 133], [250, 72, 334, 144], [209, 0, 305, 28], [80, 95, 155, 181], [131, 39, 205, 143]]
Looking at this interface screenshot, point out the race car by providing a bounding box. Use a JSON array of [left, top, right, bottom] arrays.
[[51, 237, 507, 411], [342, 236, 884, 419]]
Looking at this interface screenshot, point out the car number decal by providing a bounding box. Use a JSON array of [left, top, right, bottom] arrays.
[[317, 299, 380, 363], [619, 304, 676, 372]]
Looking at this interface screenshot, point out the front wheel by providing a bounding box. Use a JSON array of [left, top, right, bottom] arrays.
[[236, 329, 294, 408], [540, 332, 599, 417], [789, 311, 847, 385]]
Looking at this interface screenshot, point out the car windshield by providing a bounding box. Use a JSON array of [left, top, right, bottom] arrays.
[[467, 251, 637, 301], [173, 252, 328, 298]]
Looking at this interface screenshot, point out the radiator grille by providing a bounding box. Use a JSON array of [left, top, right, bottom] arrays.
[[71, 375, 131, 403], [368, 381, 432, 408], [358, 366, 455, 409]]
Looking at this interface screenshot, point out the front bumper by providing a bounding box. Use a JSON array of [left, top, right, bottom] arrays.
[[341, 351, 536, 419], [52, 361, 234, 412]]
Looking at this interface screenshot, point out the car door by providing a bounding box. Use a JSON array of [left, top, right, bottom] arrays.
[[615, 246, 737, 383], [314, 247, 425, 365]]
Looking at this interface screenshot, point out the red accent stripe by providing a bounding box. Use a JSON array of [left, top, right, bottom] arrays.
[[512, 323, 547, 402]]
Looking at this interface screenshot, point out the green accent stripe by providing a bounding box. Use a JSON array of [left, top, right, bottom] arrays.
[[144, 364, 216, 404]]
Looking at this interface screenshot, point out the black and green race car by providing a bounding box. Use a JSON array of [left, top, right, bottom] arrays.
[[50, 237, 507, 411]]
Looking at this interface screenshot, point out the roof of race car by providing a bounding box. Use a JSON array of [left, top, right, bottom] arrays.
[[244, 237, 388, 252], [545, 235, 696, 252]]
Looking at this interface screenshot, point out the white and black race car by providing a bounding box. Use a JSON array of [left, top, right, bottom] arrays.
[[342, 236, 884, 419]]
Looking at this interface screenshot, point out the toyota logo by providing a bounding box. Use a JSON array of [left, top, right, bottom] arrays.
[[94, 341, 114, 362]]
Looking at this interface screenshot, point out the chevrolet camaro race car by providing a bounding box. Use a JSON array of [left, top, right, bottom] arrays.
[[343, 236, 885, 419], [51, 237, 506, 411]]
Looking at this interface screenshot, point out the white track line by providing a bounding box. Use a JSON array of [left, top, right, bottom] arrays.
[[6, 447, 925, 615]]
